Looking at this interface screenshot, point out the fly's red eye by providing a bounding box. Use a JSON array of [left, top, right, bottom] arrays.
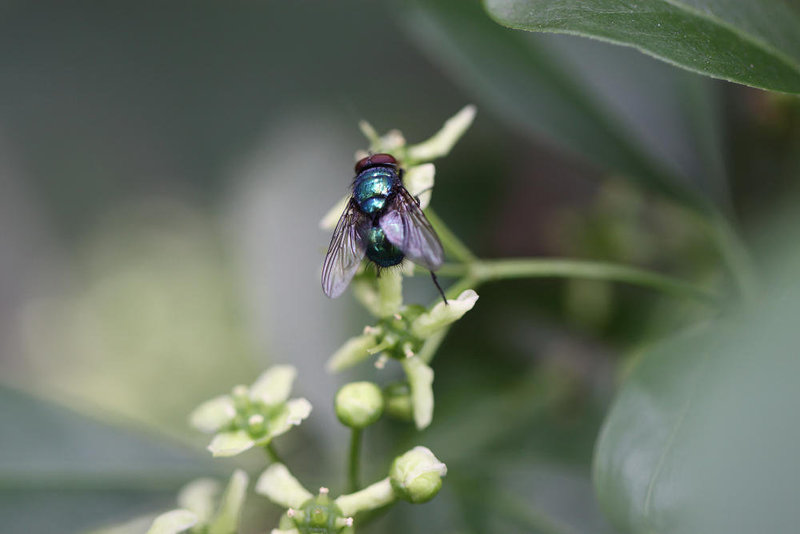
[[354, 153, 398, 173], [355, 156, 371, 174], [370, 153, 397, 166]]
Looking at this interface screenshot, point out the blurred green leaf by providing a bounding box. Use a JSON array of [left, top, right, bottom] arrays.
[[484, 0, 800, 94], [405, 0, 720, 213], [0, 386, 212, 484], [593, 280, 800, 533], [19, 203, 257, 434], [0, 385, 215, 533]]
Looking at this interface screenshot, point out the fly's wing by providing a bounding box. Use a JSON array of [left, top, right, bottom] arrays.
[[322, 199, 368, 298], [379, 187, 444, 271]]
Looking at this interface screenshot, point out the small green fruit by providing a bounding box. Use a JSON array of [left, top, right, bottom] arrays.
[[335, 382, 384, 429]]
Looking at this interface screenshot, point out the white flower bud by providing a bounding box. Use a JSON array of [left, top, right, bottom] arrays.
[[335, 382, 384, 429], [390, 446, 447, 504], [411, 289, 479, 338], [406, 105, 476, 163]]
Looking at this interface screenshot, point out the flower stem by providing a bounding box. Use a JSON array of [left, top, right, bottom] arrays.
[[425, 203, 718, 304], [348, 428, 362, 493], [421, 258, 715, 304], [264, 443, 284, 465], [417, 328, 449, 365], [470, 258, 717, 304]]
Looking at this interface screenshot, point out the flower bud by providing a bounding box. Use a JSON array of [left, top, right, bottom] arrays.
[[335, 382, 384, 429], [289, 491, 348, 534], [411, 289, 479, 338], [389, 446, 447, 504], [406, 104, 476, 164]]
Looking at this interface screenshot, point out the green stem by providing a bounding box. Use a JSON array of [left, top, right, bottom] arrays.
[[417, 329, 447, 365], [418, 256, 714, 365], [425, 258, 715, 304], [425, 208, 477, 263], [426, 202, 719, 304], [424, 262, 465, 278], [348, 428, 362, 493], [469, 258, 717, 304], [264, 442, 284, 465]]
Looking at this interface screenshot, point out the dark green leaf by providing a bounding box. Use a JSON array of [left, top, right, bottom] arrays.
[[485, 0, 800, 94], [405, 0, 720, 212], [593, 280, 800, 533], [0, 385, 215, 533]]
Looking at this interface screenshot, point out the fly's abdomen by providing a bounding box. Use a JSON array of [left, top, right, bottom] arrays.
[[353, 167, 396, 215], [365, 226, 404, 267]]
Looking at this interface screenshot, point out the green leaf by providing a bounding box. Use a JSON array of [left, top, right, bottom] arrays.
[[0, 381, 215, 534], [408, 0, 716, 211], [485, 0, 800, 94], [594, 283, 800, 533], [0, 385, 213, 483]]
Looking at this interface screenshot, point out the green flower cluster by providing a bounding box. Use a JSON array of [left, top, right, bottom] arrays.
[[327, 270, 478, 429], [147, 470, 248, 534], [143, 106, 477, 534], [147, 444, 448, 534], [257, 446, 447, 534], [189, 365, 311, 457]]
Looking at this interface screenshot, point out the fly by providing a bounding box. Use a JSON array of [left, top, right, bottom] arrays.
[[322, 153, 447, 303]]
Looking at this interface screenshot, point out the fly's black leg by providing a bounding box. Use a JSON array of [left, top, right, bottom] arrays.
[[430, 271, 448, 305]]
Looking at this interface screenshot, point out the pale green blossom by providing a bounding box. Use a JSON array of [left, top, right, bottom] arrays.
[[190, 365, 312, 457]]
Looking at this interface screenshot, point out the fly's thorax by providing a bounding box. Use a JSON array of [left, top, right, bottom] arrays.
[[365, 225, 404, 267], [353, 166, 399, 215]]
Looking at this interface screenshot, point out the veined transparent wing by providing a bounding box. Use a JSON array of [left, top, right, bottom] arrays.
[[379, 187, 444, 271], [322, 199, 368, 298]]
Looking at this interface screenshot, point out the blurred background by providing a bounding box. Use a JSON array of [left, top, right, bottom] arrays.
[[1, 1, 799, 533]]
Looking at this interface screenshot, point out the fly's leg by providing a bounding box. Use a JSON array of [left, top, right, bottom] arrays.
[[430, 271, 448, 305]]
